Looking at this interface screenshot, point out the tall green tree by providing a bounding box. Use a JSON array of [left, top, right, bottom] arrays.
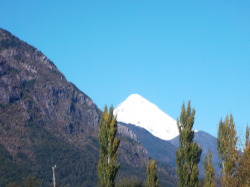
[[176, 101, 202, 187], [204, 152, 215, 187], [146, 160, 158, 187], [98, 106, 120, 187], [217, 114, 238, 187], [237, 125, 250, 186], [246, 125, 250, 147]]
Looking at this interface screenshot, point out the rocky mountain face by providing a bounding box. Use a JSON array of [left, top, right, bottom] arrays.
[[117, 123, 138, 142], [0, 28, 173, 186], [0, 28, 101, 149], [119, 122, 177, 168], [0, 28, 101, 186]]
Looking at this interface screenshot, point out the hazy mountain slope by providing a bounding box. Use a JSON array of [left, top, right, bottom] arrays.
[[114, 94, 179, 140], [170, 131, 220, 176], [119, 122, 177, 167], [0, 28, 168, 186]]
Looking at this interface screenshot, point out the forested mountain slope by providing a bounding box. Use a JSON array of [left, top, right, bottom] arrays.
[[0, 28, 176, 186]]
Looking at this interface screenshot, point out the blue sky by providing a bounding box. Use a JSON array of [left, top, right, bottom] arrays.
[[1, 0, 250, 142]]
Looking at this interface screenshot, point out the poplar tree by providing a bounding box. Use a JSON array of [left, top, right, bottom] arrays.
[[146, 160, 158, 187], [176, 101, 202, 187], [246, 125, 250, 147], [237, 125, 250, 186], [217, 114, 238, 187], [98, 106, 120, 187], [204, 152, 215, 187]]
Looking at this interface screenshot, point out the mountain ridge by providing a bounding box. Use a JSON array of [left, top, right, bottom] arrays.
[[118, 122, 177, 167], [0, 28, 177, 186]]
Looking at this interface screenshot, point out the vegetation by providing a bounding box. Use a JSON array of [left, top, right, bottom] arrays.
[[146, 160, 158, 187], [5, 182, 21, 187], [2, 28, 250, 187], [116, 178, 144, 187], [236, 126, 250, 186], [176, 101, 202, 187], [217, 115, 238, 186], [98, 106, 120, 187], [203, 152, 215, 187], [0, 144, 30, 186], [0, 28, 178, 187], [0, 126, 99, 186], [217, 115, 250, 187], [23, 176, 40, 187]]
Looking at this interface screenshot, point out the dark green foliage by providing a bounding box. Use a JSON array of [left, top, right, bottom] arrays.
[[30, 130, 98, 186], [116, 177, 144, 187], [24, 176, 40, 187], [176, 101, 202, 187], [245, 125, 249, 147], [5, 176, 40, 187], [0, 36, 22, 51], [146, 160, 158, 187], [0, 144, 30, 186], [5, 182, 22, 187], [98, 106, 120, 187], [204, 152, 215, 187], [217, 115, 238, 186], [23, 80, 36, 90], [0, 127, 99, 186]]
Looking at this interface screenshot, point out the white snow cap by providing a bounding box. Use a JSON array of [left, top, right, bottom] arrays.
[[114, 94, 179, 140]]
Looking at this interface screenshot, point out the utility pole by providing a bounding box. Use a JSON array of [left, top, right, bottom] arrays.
[[52, 165, 56, 187]]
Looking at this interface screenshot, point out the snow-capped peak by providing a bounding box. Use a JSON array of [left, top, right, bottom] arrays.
[[114, 94, 179, 140]]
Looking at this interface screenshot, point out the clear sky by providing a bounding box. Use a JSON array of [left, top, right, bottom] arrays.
[[1, 0, 250, 142]]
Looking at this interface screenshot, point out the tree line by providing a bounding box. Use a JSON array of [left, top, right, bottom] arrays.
[[98, 102, 250, 187]]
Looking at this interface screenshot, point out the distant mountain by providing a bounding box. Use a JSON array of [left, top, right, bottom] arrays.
[[170, 131, 220, 176], [0, 28, 177, 186], [119, 122, 177, 168], [114, 94, 179, 140], [115, 94, 220, 178]]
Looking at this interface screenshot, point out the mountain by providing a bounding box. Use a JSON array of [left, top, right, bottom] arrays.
[[119, 122, 177, 168], [114, 94, 179, 141], [0, 28, 177, 186], [115, 94, 220, 177], [170, 131, 220, 176]]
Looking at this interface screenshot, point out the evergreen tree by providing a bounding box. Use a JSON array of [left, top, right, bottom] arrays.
[[245, 125, 250, 147], [237, 125, 250, 186], [6, 182, 21, 187], [24, 176, 40, 187], [146, 160, 158, 187], [176, 101, 202, 187], [98, 106, 120, 187], [217, 114, 238, 187], [204, 152, 215, 187]]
